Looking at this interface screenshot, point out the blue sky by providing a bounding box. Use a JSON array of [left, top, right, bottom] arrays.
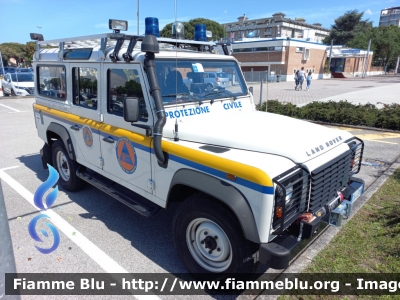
[[0, 0, 395, 44]]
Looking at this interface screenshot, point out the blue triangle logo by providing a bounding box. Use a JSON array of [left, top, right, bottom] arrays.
[[119, 142, 133, 166]]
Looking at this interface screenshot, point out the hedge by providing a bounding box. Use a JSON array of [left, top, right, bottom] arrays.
[[256, 100, 400, 131]]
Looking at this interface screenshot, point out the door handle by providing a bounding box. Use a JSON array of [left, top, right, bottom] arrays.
[[103, 137, 115, 143], [70, 125, 80, 131]]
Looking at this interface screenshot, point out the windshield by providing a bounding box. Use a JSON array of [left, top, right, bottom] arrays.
[[154, 59, 247, 105], [11, 73, 34, 82]]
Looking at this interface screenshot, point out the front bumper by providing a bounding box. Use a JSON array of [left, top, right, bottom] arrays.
[[259, 178, 365, 269]]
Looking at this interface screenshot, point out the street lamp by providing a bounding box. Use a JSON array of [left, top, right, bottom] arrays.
[[37, 26, 42, 33]]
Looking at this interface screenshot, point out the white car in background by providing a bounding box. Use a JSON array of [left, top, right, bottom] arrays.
[[183, 71, 231, 92], [1, 73, 34, 96]]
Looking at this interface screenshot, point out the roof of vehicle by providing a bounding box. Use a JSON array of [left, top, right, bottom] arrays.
[[32, 33, 232, 63]]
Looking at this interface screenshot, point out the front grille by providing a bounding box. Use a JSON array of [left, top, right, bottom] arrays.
[[309, 150, 352, 212], [272, 137, 364, 234]]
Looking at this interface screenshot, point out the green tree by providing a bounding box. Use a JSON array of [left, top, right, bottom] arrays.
[[0, 43, 25, 66], [347, 25, 400, 72], [24, 42, 36, 64], [160, 18, 225, 41], [372, 25, 400, 70], [323, 10, 372, 45]]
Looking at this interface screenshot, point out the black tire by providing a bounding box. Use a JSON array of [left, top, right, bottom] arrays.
[[11, 89, 16, 96], [51, 140, 84, 191], [172, 193, 259, 281], [205, 83, 213, 91]]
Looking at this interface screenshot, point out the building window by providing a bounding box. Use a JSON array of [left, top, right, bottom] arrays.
[[296, 47, 304, 52], [303, 48, 310, 60]]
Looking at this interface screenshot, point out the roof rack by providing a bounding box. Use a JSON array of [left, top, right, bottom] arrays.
[[31, 32, 219, 61]]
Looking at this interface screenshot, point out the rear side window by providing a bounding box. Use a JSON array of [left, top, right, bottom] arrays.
[[38, 66, 66, 100], [72, 67, 98, 110]]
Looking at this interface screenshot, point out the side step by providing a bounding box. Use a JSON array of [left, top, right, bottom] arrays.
[[76, 168, 160, 217]]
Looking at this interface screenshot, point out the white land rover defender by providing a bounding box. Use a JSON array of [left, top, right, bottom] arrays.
[[31, 18, 364, 279]]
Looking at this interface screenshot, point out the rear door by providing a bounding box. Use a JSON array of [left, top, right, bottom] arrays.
[[69, 64, 103, 170]]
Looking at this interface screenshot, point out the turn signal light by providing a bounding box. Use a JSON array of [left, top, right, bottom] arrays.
[[275, 206, 283, 218], [350, 159, 356, 167]]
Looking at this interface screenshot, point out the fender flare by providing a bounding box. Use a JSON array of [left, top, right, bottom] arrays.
[[46, 122, 76, 161], [168, 169, 261, 243]]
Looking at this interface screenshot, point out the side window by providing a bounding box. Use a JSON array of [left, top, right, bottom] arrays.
[[107, 69, 148, 122], [72, 67, 98, 110], [209, 73, 215, 78], [38, 66, 66, 100]]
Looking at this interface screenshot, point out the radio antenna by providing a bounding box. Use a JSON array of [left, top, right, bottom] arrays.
[[173, 0, 180, 142]]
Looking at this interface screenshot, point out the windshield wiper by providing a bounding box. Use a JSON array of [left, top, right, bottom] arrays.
[[202, 89, 237, 100], [162, 93, 206, 105], [162, 93, 189, 97]]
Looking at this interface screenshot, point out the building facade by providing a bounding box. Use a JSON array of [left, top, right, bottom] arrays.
[[230, 38, 328, 82], [379, 6, 400, 27], [221, 12, 330, 43]]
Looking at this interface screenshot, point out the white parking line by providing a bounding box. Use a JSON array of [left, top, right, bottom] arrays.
[[0, 166, 161, 300], [0, 103, 21, 112]]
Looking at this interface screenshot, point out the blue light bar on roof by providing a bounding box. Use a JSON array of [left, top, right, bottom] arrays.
[[145, 17, 160, 37], [194, 24, 207, 41]]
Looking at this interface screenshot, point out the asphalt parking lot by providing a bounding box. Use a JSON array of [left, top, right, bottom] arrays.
[[0, 82, 399, 299]]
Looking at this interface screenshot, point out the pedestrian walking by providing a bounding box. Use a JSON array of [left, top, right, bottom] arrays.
[[297, 67, 305, 91], [306, 71, 312, 91], [294, 70, 299, 90]]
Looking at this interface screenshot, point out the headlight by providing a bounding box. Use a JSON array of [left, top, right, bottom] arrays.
[[275, 184, 284, 201], [285, 185, 293, 203], [274, 184, 293, 205]]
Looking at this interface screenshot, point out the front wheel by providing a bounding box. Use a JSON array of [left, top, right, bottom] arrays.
[[52, 140, 84, 191], [172, 194, 259, 280]]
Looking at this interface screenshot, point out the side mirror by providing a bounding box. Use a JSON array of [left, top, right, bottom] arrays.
[[123, 97, 140, 122], [249, 86, 253, 95]]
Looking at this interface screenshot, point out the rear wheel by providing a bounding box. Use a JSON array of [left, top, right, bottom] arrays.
[[205, 83, 213, 91], [52, 140, 84, 191], [173, 194, 259, 280]]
